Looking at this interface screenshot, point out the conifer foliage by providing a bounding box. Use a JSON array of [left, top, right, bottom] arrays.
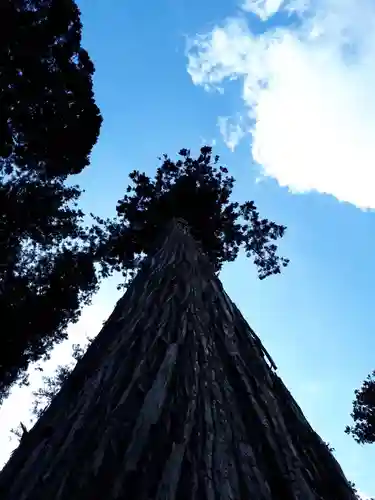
[[0, 0, 101, 178], [0, 0, 102, 403], [96, 146, 289, 283], [346, 370, 375, 445]]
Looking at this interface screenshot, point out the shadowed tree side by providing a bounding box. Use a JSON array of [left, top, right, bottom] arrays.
[[0, 218, 356, 500]]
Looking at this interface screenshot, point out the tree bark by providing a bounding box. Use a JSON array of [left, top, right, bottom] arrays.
[[0, 218, 356, 499]]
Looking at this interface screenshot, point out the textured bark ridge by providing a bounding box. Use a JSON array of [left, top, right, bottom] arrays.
[[0, 218, 356, 499]]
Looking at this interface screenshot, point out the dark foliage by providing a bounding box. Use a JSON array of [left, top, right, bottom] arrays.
[[345, 371, 375, 445], [95, 146, 289, 283], [9, 422, 28, 443], [31, 338, 92, 418], [0, 0, 102, 403], [0, 176, 100, 402], [10, 339, 90, 437], [323, 441, 335, 453], [348, 481, 374, 500], [0, 0, 101, 179]]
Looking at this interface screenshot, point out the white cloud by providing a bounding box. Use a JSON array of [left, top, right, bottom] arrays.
[[218, 115, 247, 151], [187, 0, 375, 209], [242, 0, 284, 20]]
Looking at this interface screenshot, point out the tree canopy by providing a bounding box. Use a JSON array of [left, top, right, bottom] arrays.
[[1, 0, 101, 179], [0, 0, 102, 403], [346, 370, 375, 445], [95, 146, 289, 283]]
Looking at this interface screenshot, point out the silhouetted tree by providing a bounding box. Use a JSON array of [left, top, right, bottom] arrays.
[[95, 146, 289, 284], [346, 370, 375, 445], [348, 480, 375, 500], [0, 0, 102, 403], [0, 219, 357, 499], [0, 0, 101, 179], [31, 338, 92, 418]]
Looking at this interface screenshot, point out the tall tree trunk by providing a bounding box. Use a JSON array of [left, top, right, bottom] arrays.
[[0, 218, 356, 499]]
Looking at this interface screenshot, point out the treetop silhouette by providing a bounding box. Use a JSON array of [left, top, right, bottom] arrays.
[[95, 146, 289, 284]]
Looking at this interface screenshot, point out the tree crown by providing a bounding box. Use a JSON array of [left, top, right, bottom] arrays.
[[346, 370, 375, 445], [96, 147, 289, 282]]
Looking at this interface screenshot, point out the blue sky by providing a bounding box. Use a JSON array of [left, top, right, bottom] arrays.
[[1, 0, 375, 497]]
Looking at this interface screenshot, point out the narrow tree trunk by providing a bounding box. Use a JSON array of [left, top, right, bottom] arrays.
[[0, 219, 356, 499]]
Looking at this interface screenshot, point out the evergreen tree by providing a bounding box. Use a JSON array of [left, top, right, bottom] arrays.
[[346, 370, 375, 445], [0, 218, 357, 499], [95, 146, 289, 284], [0, 0, 102, 402]]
